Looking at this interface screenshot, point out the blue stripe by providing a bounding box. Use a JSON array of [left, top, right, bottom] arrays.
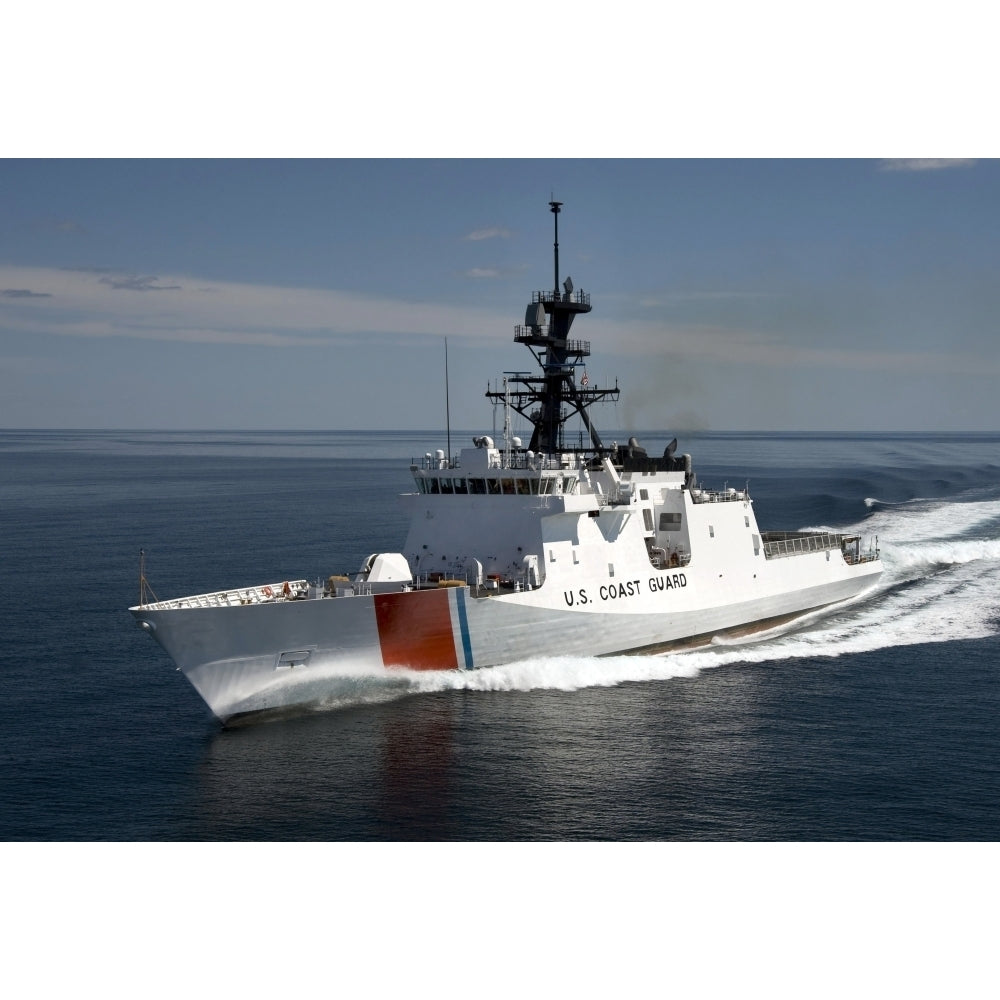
[[455, 586, 474, 670]]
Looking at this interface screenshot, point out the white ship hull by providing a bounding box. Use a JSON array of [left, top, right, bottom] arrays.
[[132, 547, 880, 723]]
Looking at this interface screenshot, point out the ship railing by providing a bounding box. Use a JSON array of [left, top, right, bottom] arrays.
[[417, 451, 564, 472], [760, 532, 844, 560], [139, 580, 310, 610], [417, 563, 546, 595], [690, 487, 749, 504], [843, 549, 881, 565], [502, 452, 554, 470], [430, 451, 601, 473], [513, 328, 591, 355], [514, 325, 551, 341], [469, 453, 583, 472], [532, 289, 591, 307]]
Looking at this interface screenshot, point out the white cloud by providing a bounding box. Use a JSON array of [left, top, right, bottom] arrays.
[[98, 273, 182, 291], [464, 227, 512, 241], [638, 291, 778, 306], [879, 159, 977, 172], [2, 288, 52, 299], [1, 264, 996, 378], [0, 265, 511, 346]]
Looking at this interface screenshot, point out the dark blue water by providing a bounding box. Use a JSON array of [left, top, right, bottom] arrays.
[[3, 429, 1000, 840]]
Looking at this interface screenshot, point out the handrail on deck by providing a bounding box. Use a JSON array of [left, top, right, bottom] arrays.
[[140, 579, 310, 611], [760, 531, 879, 564]]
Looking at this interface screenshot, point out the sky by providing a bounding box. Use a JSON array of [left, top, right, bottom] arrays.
[[1, 157, 997, 433]]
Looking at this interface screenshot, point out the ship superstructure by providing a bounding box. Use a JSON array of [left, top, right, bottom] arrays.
[[131, 203, 881, 723]]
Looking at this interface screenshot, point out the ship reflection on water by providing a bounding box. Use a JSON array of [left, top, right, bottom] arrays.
[[184, 657, 803, 841], [191, 692, 461, 840]]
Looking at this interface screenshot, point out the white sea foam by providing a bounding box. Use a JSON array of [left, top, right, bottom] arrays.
[[864, 496, 929, 509], [868, 498, 1000, 544], [413, 652, 704, 693]]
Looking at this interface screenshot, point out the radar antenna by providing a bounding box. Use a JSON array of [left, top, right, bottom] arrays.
[[486, 201, 619, 457]]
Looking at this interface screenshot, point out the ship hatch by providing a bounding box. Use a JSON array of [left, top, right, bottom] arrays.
[[276, 649, 312, 670]]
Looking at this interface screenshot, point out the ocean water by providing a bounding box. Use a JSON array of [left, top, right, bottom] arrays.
[[3, 428, 1000, 842]]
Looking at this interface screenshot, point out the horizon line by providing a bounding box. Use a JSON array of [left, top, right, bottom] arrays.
[[3, 427, 999, 436]]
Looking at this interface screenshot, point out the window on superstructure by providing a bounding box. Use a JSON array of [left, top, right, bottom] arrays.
[[659, 512, 682, 531], [454, 478, 468, 494], [441, 478, 454, 494], [470, 479, 487, 495], [516, 478, 531, 495], [501, 478, 516, 495], [487, 478, 501, 495], [642, 509, 654, 531], [429, 478, 440, 494]]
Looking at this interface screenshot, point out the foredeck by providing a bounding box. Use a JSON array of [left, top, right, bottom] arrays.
[[135, 580, 310, 611]]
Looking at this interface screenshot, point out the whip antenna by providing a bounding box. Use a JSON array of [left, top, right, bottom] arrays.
[[445, 337, 451, 467]]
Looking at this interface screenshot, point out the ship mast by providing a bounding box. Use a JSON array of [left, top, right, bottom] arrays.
[[486, 201, 619, 457]]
